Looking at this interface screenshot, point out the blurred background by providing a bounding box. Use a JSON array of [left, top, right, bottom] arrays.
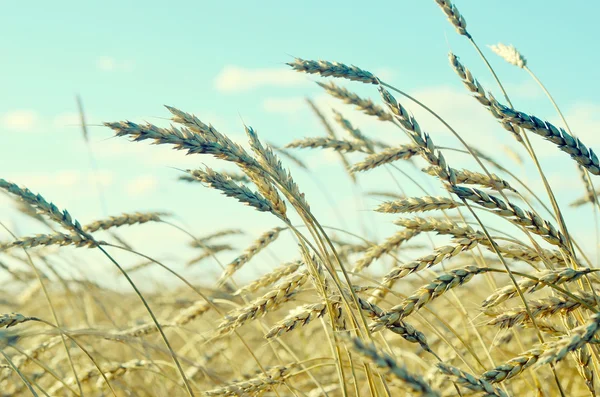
[[1, 0, 599, 289]]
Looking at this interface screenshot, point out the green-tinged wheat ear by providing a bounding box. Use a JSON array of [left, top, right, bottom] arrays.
[[451, 185, 569, 249], [216, 227, 284, 286], [347, 336, 440, 396], [487, 291, 598, 329], [245, 125, 309, 211], [480, 348, 543, 384], [379, 87, 456, 185], [490, 95, 600, 175], [287, 58, 379, 84], [105, 117, 259, 168], [371, 266, 489, 330], [1, 233, 101, 251], [369, 238, 479, 304], [434, 0, 470, 38], [0, 313, 41, 328], [437, 363, 507, 397], [482, 268, 594, 307], [448, 53, 521, 141], [187, 167, 287, 221], [537, 313, 600, 366], [0, 179, 92, 239]]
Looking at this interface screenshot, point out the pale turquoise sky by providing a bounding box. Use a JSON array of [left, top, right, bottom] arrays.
[[1, 1, 599, 287]]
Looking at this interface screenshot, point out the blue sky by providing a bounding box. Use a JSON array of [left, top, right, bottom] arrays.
[[1, 1, 599, 287]]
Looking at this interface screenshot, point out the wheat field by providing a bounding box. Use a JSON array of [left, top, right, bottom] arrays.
[[2, 1, 600, 396]]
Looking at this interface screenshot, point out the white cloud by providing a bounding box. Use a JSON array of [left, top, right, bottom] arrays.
[[214, 66, 307, 93], [97, 56, 135, 72], [127, 175, 158, 196], [263, 97, 305, 113], [2, 110, 38, 132], [9, 170, 115, 190]]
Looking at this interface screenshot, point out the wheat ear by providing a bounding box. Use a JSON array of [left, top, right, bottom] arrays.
[[217, 227, 284, 286], [348, 336, 440, 396]]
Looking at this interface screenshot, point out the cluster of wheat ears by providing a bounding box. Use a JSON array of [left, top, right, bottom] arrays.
[[1, 2, 599, 396]]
